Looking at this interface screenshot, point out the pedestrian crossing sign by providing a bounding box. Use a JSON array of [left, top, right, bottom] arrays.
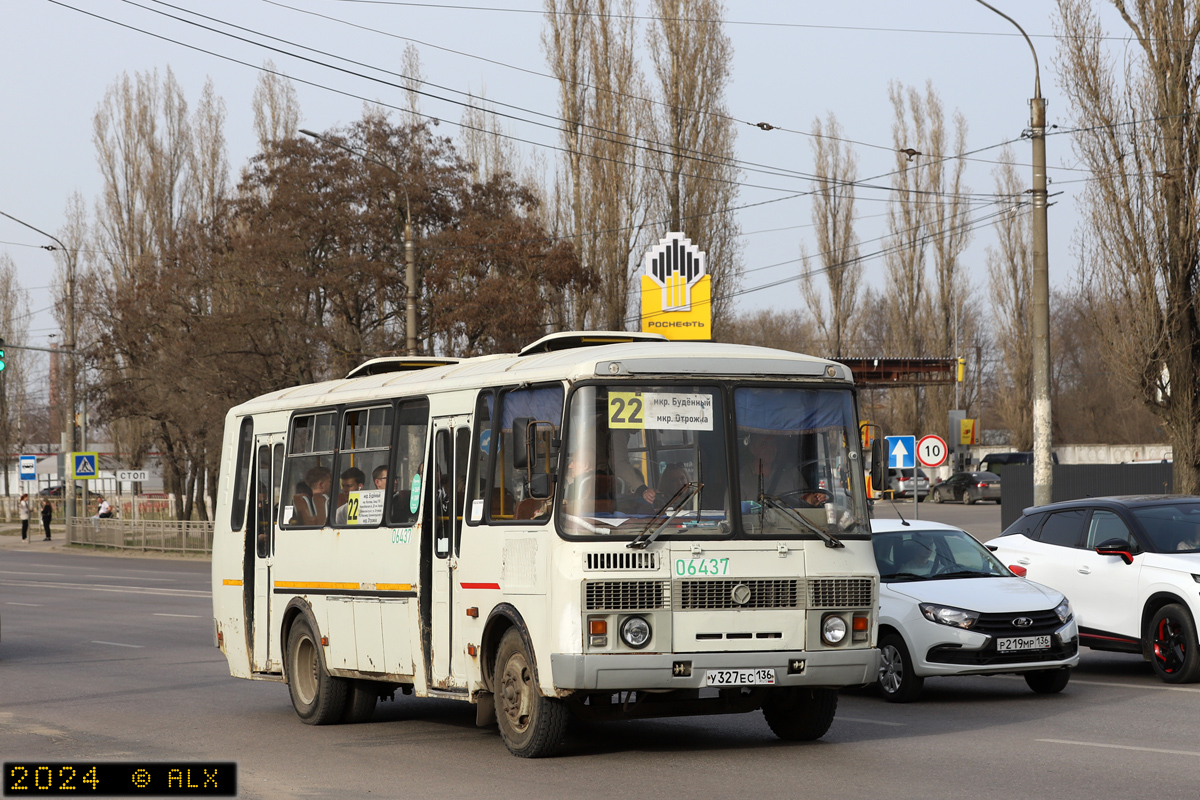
[[73, 452, 98, 480]]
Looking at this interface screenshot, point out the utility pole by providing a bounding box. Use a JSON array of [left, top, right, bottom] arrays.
[[973, 1, 1053, 506], [0, 211, 78, 520], [299, 129, 420, 356]]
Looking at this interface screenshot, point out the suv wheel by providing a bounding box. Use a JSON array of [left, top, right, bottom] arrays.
[[1148, 604, 1200, 683]]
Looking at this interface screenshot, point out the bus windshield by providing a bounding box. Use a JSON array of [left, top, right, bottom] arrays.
[[735, 386, 869, 538], [557, 383, 869, 540], [559, 384, 730, 537]]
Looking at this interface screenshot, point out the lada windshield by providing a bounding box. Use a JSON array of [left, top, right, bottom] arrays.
[[557, 383, 869, 541], [734, 387, 869, 537], [558, 384, 730, 537]]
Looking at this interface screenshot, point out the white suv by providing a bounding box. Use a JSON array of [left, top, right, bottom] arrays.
[[988, 496, 1200, 683]]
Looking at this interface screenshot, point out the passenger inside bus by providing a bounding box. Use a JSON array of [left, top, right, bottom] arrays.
[[335, 467, 366, 524], [294, 466, 332, 526]]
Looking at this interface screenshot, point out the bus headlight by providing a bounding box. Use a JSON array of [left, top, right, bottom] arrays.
[[620, 616, 652, 649], [821, 614, 848, 645]]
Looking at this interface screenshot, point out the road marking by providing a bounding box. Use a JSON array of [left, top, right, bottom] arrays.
[[87, 574, 174, 582], [0, 579, 208, 598], [0, 570, 64, 576], [91, 641, 145, 649], [995, 674, 1200, 694], [1069, 677, 1200, 694], [836, 716, 906, 727], [1038, 739, 1200, 757], [152, 613, 202, 618], [6, 602, 42, 607]]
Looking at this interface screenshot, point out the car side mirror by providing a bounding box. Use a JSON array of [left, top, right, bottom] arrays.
[[1095, 538, 1135, 565]]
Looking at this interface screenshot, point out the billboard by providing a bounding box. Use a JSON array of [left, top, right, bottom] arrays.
[[640, 233, 712, 341]]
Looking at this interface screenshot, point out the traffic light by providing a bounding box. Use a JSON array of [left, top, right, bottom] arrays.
[[956, 357, 965, 382], [0, 336, 6, 371]]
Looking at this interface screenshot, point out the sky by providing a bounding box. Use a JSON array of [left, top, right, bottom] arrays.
[[0, 0, 1131, 387]]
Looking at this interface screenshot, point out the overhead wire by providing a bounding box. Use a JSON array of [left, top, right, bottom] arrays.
[[260, 0, 900, 153], [131, 0, 1013, 203]]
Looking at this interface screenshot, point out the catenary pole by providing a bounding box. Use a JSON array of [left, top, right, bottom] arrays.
[[972, 1, 1052, 505]]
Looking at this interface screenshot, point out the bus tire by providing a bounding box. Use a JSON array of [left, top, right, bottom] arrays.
[[494, 628, 567, 757], [342, 680, 379, 723], [761, 687, 838, 741], [286, 616, 348, 725]]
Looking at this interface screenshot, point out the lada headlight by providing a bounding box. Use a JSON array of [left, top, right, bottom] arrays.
[[919, 603, 979, 629], [1054, 598, 1073, 624]]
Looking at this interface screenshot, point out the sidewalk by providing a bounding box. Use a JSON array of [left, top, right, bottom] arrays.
[[0, 523, 67, 552], [0, 524, 210, 560]]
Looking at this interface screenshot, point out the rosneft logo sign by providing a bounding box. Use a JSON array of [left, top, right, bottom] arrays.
[[640, 233, 712, 341]]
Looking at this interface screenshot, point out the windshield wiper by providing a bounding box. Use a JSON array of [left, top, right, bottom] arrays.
[[930, 570, 995, 580], [878, 571, 924, 581], [759, 494, 844, 549], [628, 482, 704, 550]]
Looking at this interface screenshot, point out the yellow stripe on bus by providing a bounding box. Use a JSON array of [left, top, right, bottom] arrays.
[[274, 581, 360, 591], [223, 579, 243, 586], [377, 583, 413, 592]]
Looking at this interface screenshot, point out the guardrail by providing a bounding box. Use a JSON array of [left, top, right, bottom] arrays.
[[66, 517, 216, 555]]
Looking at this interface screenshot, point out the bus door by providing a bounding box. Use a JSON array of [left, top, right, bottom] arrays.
[[250, 433, 285, 672], [428, 416, 472, 689]]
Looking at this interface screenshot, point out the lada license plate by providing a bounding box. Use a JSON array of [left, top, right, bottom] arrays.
[[996, 635, 1051, 652], [705, 668, 776, 686]]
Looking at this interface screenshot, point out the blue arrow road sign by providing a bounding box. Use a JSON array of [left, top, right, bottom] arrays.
[[73, 452, 98, 479], [886, 436, 916, 470], [19, 455, 36, 481]]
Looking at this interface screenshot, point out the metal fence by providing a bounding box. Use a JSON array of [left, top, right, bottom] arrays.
[[999, 463, 1175, 530], [66, 517, 216, 554]]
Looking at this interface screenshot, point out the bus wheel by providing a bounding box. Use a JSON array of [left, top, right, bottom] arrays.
[[286, 617, 348, 725], [342, 680, 379, 723], [494, 629, 568, 757], [761, 687, 838, 741]]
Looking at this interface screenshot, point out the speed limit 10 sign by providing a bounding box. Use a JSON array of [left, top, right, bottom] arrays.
[[917, 435, 948, 468]]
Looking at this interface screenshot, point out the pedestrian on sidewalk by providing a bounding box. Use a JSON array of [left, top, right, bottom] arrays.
[[41, 497, 53, 541], [19, 493, 30, 540]]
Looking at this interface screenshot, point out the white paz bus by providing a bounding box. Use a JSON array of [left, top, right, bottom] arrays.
[[212, 332, 883, 757]]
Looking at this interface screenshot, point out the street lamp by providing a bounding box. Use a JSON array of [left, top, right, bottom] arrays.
[[972, 1, 1053, 506], [299, 129, 419, 356], [0, 210, 79, 519]]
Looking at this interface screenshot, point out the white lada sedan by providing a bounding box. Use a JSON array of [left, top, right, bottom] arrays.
[[872, 519, 1079, 702]]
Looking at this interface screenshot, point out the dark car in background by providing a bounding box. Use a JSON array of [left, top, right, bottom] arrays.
[[931, 471, 1001, 504], [978, 451, 1058, 475]]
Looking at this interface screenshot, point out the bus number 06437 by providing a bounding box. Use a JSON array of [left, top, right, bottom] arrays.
[[675, 558, 730, 577]]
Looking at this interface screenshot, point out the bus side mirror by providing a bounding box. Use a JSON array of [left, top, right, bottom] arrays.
[[512, 417, 532, 469], [862, 423, 884, 487], [529, 472, 553, 499]]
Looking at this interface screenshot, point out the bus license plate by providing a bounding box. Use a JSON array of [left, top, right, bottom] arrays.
[[996, 635, 1050, 652], [705, 668, 776, 686]]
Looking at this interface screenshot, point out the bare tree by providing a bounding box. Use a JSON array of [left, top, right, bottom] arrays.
[[987, 148, 1034, 449], [0, 254, 31, 497], [1056, 0, 1200, 490], [252, 60, 301, 153], [645, 0, 743, 332], [880, 81, 974, 435], [800, 112, 860, 358]]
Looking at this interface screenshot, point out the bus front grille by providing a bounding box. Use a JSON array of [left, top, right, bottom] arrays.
[[584, 580, 669, 610], [673, 580, 800, 610], [584, 551, 660, 571], [808, 578, 873, 608]]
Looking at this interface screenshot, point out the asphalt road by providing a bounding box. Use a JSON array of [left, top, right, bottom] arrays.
[[2, 531, 1198, 799]]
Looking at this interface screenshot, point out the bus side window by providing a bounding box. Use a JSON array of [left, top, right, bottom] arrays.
[[494, 385, 564, 523], [388, 398, 430, 527], [229, 417, 254, 532], [466, 391, 495, 524], [280, 412, 337, 528], [333, 405, 393, 528]]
